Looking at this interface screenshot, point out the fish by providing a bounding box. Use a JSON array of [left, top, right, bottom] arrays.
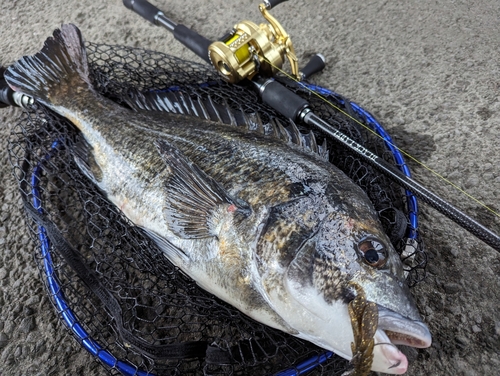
[[5, 24, 431, 374]]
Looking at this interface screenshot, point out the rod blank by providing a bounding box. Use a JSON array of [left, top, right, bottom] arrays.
[[302, 110, 500, 251]]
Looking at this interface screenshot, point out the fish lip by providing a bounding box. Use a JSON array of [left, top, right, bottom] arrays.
[[376, 305, 432, 349], [371, 328, 408, 374]]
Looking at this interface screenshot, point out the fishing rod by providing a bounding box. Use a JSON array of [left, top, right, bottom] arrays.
[[0, 67, 33, 107], [0, 1, 497, 252], [121, 0, 500, 252]]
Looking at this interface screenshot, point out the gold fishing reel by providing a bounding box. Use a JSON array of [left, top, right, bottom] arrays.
[[208, 2, 299, 84]]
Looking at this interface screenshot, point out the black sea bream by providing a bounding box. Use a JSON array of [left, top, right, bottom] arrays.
[[5, 25, 431, 374]]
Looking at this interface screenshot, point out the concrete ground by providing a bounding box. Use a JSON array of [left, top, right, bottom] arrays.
[[0, 0, 499, 375]]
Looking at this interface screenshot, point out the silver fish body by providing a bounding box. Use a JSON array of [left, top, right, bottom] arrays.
[[5, 24, 431, 374]]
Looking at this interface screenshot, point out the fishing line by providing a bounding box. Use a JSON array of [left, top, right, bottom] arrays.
[[266, 58, 500, 220]]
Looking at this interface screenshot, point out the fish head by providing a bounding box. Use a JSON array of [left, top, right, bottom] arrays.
[[263, 185, 431, 374]]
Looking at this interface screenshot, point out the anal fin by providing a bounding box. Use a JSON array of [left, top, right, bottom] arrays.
[[72, 137, 103, 185], [142, 228, 190, 265]]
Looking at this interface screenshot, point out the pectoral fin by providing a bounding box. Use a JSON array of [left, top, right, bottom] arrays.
[[155, 139, 250, 239]]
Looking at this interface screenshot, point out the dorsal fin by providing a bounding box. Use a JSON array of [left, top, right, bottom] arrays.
[[318, 138, 329, 161], [265, 118, 329, 161], [248, 112, 265, 134], [176, 91, 190, 115], [298, 130, 320, 156], [284, 120, 302, 147], [266, 117, 279, 139], [125, 89, 328, 160], [221, 98, 237, 126], [306, 130, 319, 154], [161, 92, 177, 113], [196, 96, 211, 120], [270, 118, 291, 143], [206, 95, 223, 123]]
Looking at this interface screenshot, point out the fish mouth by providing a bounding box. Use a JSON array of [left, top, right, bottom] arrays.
[[368, 306, 432, 374], [377, 306, 432, 349]]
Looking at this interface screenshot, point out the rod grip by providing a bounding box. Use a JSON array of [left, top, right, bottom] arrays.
[[260, 80, 309, 121], [173, 24, 212, 64], [0, 87, 14, 107], [123, 0, 162, 25], [0, 67, 16, 108]]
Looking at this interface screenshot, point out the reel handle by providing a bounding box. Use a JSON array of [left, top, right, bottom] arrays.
[[300, 54, 326, 80]]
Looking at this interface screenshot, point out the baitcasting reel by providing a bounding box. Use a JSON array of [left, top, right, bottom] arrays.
[[122, 0, 324, 85], [208, 1, 299, 83]]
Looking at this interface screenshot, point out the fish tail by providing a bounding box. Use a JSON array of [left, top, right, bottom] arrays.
[[4, 24, 93, 106]]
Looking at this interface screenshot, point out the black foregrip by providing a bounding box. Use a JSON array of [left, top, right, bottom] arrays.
[[123, 0, 161, 25], [0, 87, 14, 107], [267, 0, 289, 9], [261, 80, 309, 121], [301, 54, 326, 80], [173, 24, 212, 64], [0, 72, 16, 107]]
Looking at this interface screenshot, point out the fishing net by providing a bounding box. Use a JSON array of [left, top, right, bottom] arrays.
[[7, 42, 427, 375]]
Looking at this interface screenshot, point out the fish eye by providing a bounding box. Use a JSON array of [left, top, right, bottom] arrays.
[[358, 238, 387, 268]]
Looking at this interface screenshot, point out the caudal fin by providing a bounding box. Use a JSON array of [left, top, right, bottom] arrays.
[[4, 24, 92, 106]]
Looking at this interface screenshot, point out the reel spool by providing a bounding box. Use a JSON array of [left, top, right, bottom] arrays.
[[208, 2, 298, 83]]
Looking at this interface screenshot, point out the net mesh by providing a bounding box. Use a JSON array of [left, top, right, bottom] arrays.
[[7, 42, 427, 375]]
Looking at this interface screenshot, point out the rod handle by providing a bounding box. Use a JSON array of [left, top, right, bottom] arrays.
[[264, 0, 289, 9], [123, 0, 212, 64], [173, 25, 212, 64], [0, 67, 17, 107], [123, 0, 163, 25], [256, 78, 309, 120]]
